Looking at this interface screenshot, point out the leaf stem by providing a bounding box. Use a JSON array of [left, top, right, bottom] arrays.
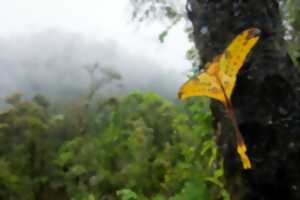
[[215, 76, 251, 169]]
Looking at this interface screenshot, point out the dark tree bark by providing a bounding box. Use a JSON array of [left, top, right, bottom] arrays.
[[187, 0, 300, 199]]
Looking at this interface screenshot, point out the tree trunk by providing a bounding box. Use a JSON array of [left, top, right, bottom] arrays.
[[187, 0, 300, 199]]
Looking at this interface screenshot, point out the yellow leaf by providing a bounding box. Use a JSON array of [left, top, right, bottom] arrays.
[[178, 70, 234, 103], [178, 28, 261, 170], [237, 143, 252, 169], [219, 28, 261, 77], [178, 28, 260, 102]]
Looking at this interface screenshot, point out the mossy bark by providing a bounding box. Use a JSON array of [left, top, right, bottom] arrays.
[[187, 0, 300, 199]]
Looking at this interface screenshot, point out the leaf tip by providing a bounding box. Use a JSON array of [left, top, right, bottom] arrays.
[[247, 28, 261, 39], [237, 143, 252, 170]]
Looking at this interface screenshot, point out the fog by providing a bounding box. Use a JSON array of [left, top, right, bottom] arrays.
[[0, 29, 187, 102]]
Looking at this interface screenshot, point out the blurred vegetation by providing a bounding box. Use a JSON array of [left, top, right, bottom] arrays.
[[0, 91, 228, 200], [281, 0, 300, 67], [130, 0, 300, 68], [0, 60, 227, 200]]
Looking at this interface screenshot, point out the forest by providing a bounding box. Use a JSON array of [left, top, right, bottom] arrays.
[[1, 0, 300, 200]]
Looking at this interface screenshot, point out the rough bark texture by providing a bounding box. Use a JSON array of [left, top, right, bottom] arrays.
[[187, 0, 300, 199]]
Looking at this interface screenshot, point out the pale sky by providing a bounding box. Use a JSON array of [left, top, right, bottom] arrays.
[[0, 0, 191, 73]]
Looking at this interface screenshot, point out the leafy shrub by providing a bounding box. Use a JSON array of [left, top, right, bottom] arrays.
[[0, 92, 227, 200]]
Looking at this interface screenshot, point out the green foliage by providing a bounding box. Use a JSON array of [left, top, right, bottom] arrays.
[[117, 189, 138, 200], [159, 30, 169, 43], [280, 0, 300, 66], [0, 91, 227, 199], [0, 94, 57, 199], [284, 0, 300, 32]]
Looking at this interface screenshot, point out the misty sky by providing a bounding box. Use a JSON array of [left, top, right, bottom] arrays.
[[0, 0, 191, 100]]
